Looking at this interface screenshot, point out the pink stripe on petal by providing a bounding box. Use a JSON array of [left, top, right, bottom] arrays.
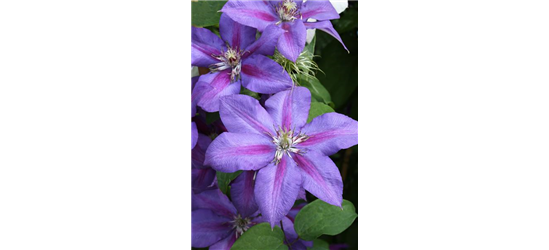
[[205, 132, 275, 173], [293, 150, 343, 207], [265, 87, 311, 131], [219, 94, 276, 136], [254, 155, 302, 227]]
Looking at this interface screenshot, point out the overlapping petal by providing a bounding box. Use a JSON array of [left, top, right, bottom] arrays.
[[218, 94, 276, 136], [221, 0, 279, 31], [209, 233, 238, 250], [300, 0, 340, 21], [191, 209, 233, 248], [192, 189, 237, 218], [298, 112, 358, 155], [293, 150, 343, 207], [192, 74, 213, 116], [192, 168, 216, 193], [205, 132, 275, 173], [265, 86, 311, 131], [304, 20, 348, 52], [219, 13, 257, 50], [241, 55, 293, 94], [230, 170, 258, 217], [254, 155, 302, 227], [277, 19, 307, 62], [243, 24, 284, 57], [191, 27, 225, 67], [196, 72, 241, 112], [191, 122, 198, 149], [192, 134, 211, 169]]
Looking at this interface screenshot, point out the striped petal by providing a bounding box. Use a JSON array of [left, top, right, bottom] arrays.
[[300, 0, 340, 21], [298, 112, 358, 156], [191, 27, 225, 67], [192, 133, 211, 169], [219, 94, 276, 136], [209, 233, 238, 250], [192, 189, 237, 218], [196, 71, 241, 112], [254, 154, 302, 227], [205, 132, 276, 173], [219, 13, 257, 50], [191, 209, 233, 248], [277, 19, 307, 62], [241, 55, 293, 94], [243, 24, 284, 57], [265, 86, 311, 131], [221, 0, 279, 31], [293, 150, 343, 207]]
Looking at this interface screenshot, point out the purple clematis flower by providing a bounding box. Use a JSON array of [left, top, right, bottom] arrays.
[[204, 87, 358, 226], [192, 176, 260, 250], [192, 134, 217, 193], [221, 0, 348, 62], [192, 13, 293, 112]]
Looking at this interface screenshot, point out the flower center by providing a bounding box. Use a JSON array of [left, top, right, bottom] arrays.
[[272, 127, 309, 164], [231, 214, 252, 237], [275, 0, 299, 23], [210, 46, 242, 83]]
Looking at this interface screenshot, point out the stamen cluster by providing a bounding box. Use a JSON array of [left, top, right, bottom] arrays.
[[275, 0, 300, 23], [272, 126, 309, 164], [210, 46, 243, 82], [231, 214, 252, 237]]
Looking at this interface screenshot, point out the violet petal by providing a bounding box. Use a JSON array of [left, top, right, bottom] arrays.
[[241, 55, 293, 94], [191, 209, 233, 248], [264, 86, 311, 131], [254, 154, 302, 227], [205, 132, 275, 173], [221, 0, 279, 32], [277, 19, 307, 62], [219, 13, 257, 50], [298, 112, 358, 156], [292, 150, 343, 207]]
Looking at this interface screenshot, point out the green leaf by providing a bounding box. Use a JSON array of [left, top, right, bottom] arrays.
[[305, 35, 316, 55], [216, 170, 242, 194], [308, 239, 330, 250], [191, 1, 227, 27], [294, 199, 358, 241], [232, 223, 288, 250], [297, 75, 331, 105], [307, 102, 335, 123], [205, 111, 220, 124], [314, 3, 358, 109], [240, 87, 260, 100]]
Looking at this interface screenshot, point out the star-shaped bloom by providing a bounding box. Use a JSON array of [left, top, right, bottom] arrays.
[[192, 174, 259, 250], [192, 13, 293, 112], [221, 0, 348, 62], [205, 87, 358, 226]]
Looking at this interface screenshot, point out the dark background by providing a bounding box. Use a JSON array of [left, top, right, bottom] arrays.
[[354, 1, 549, 249]]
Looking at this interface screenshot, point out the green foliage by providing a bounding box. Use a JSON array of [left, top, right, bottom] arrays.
[[314, 3, 358, 110], [294, 199, 358, 241], [309, 239, 330, 250], [307, 102, 335, 123], [216, 170, 242, 194], [297, 75, 332, 105], [191, 1, 227, 27], [231, 223, 288, 250], [272, 49, 321, 84], [205, 111, 220, 124], [240, 87, 260, 100]]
